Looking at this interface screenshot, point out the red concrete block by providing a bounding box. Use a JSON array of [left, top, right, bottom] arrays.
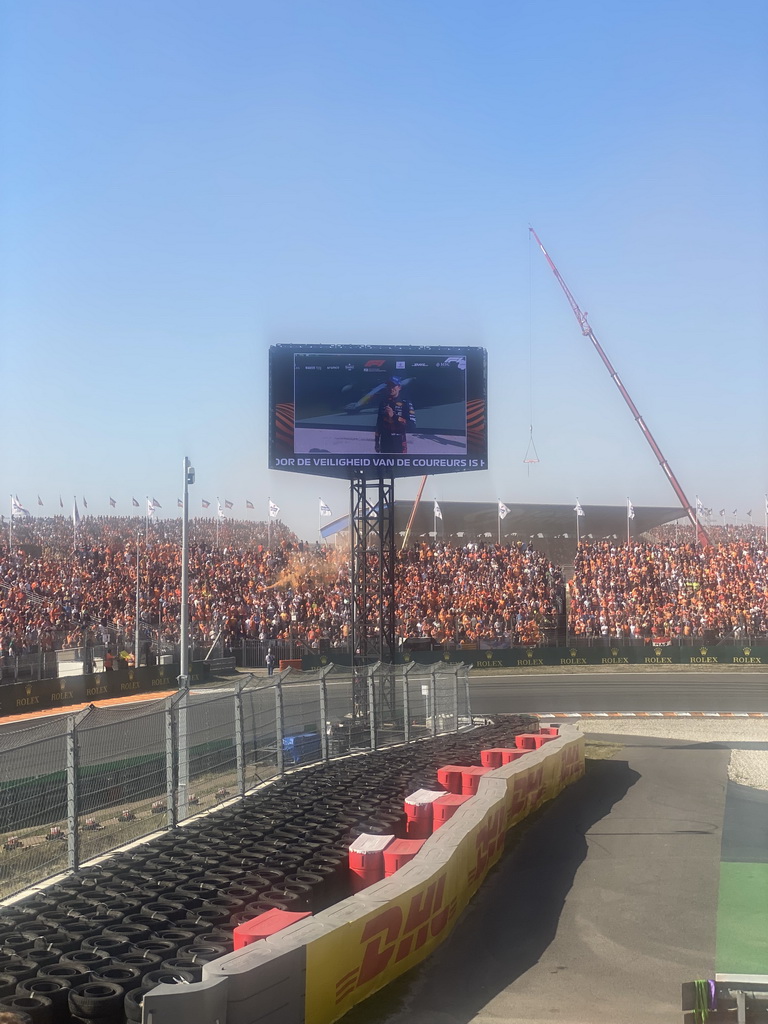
[[461, 766, 491, 796], [538, 726, 560, 737], [383, 838, 426, 876], [404, 789, 447, 839], [348, 833, 395, 892], [501, 749, 528, 764], [233, 909, 311, 950], [480, 748, 512, 768], [436, 765, 465, 794], [432, 794, 472, 829], [515, 733, 539, 749]]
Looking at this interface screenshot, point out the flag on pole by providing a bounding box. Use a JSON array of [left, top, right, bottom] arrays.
[[59, 495, 64, 509], [12, 496, 31, 519], [732, 508, 737, 516], [202, 499, 210, 509], [319, 499, 332, 517], [146, 497, 155, 517], [82, 497, 88, 509], [627, 498, 635, 520], [72, 498, 80, 527], [37, 495, 43, 507], [574, 500, 585, 517], [747, 510, 752, 518], [225, 499, 233, 509], [498, 501, 509, 520], [177, 498, 183, 508], [109, 497, 116, 508], [719, 509, 725, 517], [152, 498, 161, 508], [132, 497, 140, 507], [269, 500, 280, 519], [217, 500, 226, 519], [246, 500, 254, 510], [433, 500, 442, 520]]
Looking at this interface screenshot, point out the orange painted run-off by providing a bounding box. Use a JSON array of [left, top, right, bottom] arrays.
[[2, 690, 177, 725]]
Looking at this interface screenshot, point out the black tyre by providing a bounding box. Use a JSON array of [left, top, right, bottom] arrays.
[[110, 951, 161, 976], [141, 967, 195, 990], [68, 980, 125, 1019], [16, 977, 71, 1013], [33, 932, 80, 953], [159, 957, 203, 982], [0, 993, 53, 1023], [82, 936, 130, 957], [0, 972, 18, 997], [91, 963, 142, 992], [37, 963, 90, 983], [123, 986, 144, 1022], [101, 923, 151, 943], [59, 950, 111, 971]]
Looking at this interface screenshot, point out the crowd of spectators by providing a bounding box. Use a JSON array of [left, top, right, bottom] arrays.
[[2, 516, 766, 660], [569, 539, 768, 641], [0, 518, 563, 656]]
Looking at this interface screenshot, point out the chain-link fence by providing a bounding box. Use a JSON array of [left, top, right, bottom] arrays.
[[0, 661, 471, 900]]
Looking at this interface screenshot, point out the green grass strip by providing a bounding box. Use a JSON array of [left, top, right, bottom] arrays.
[[716, 862, 768, 974]]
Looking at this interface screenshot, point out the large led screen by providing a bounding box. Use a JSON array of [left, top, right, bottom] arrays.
[[269, 344, 488, 479]]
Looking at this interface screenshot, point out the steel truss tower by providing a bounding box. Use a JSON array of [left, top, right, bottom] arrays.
[[349, 472, 396, 721]]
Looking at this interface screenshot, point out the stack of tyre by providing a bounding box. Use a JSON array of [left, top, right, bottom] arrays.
[[0, 717, 531, 1023]]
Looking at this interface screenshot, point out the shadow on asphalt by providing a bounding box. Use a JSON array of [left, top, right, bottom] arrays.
[[339, 757, 640, 1024]]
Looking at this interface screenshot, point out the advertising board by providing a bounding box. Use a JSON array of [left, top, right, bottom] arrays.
[[269, 344, 488, 479]]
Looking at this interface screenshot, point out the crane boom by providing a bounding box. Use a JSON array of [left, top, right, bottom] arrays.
[[529, 227, 709, 547]]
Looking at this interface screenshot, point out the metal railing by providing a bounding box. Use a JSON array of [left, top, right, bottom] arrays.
[[0, 661, 471, 900]]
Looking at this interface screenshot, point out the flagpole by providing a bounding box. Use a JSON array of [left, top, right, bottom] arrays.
[[575, 500, 581, 546], [268, 498, 271, 551], [627, 498, 630, 546], [695, 495, 699, 548], [216, 499, 219, 550], [73, 496, 77, 551], [765, 494, 767, 547], [497, 502, 501, 546], [134, 532, 141, 671], [8, 495, 12, 552]]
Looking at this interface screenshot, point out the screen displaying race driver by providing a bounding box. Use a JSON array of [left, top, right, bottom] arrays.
[[293, 351, 467, 456], [269, 344, 488, 479]]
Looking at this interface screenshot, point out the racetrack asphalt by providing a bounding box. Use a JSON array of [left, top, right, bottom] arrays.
[[342, 733, 728, 1024]]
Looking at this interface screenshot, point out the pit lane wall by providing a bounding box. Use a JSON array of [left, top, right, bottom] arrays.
[[143, 727, 585, 1024], [303, 643, 768, 670]]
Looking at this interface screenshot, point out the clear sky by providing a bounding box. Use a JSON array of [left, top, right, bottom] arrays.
[[1, 0, 766, 540]]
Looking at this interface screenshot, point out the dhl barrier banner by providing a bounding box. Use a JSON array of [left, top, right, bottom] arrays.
[[304, 734, 584, 1024]]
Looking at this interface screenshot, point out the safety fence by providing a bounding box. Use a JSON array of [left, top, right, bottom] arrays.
[[0, 662, 471, 900]]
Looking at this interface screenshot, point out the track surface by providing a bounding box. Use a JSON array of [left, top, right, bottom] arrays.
[[469, 671, 768, 714], [347, 733, 728, 1024]]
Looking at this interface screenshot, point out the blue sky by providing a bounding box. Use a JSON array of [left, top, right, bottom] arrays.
[[1, 0, 766, 540]]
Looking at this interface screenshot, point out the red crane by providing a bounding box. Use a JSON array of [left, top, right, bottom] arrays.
[[529, 227, 709, 547]]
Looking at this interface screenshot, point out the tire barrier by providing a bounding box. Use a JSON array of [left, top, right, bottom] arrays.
[[141, 725, 584, 1024], [0, 716, 539, 1023]]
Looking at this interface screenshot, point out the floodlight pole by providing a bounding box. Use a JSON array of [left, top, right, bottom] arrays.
[[178, 456, 194, 823]]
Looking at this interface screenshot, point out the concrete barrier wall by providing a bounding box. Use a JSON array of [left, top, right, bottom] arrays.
[[143, 727, 584, 1024]]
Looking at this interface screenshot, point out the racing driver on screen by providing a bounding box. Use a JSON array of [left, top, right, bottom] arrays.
[[374, 377, 416, 454]]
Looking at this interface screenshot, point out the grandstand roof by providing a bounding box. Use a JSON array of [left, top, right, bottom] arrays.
[[321, 500, 687, 559]]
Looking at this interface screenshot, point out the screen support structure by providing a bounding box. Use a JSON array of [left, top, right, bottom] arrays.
[[349, 472, 396, 724]]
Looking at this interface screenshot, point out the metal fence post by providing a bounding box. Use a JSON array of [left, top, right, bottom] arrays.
[[67, 708, 91, 874], [275, 674, 285, 776], [452, 665, 460, 732], [368, 669, 377, 751], [463, 664, 472, 725], [402, 663, 415, 744], [165, 693, 183, 829], [234, 677, 246, 799], [430, 666, 438, 737], [319, 666, 332, 762]]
